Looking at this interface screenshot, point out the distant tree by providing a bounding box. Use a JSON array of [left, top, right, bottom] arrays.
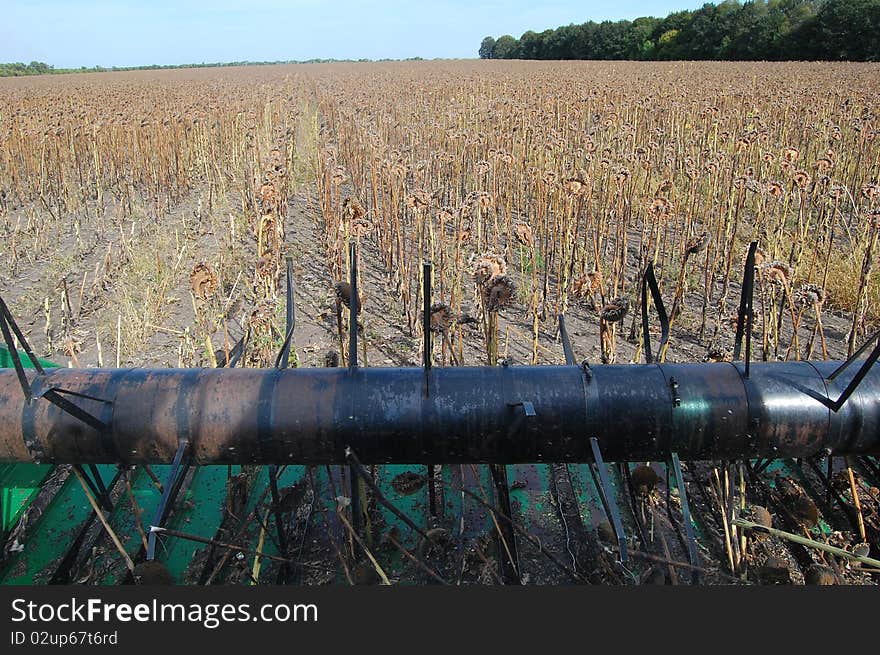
[[518, 31, 543, 59], [479, 36, 496, 59], [543, 24, 579, 59], [479, 0, 879, 61], [655, 29, 681, 59], [492, 35, 520, 59], [629, 16, 661, 59], [809, 0, 880, 60]]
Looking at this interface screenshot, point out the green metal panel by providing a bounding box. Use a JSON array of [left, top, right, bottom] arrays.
[[159, 465, 243, 583], [0, 345, 57, 370], [0, 465, 118, 584], [0, 464, 53, 536], [0, 347, 59, 548]]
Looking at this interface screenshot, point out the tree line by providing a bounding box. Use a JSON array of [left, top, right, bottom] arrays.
[[479, 0, 880, 61], [0, 58, 428, 78], [0, 61, 56, 76]]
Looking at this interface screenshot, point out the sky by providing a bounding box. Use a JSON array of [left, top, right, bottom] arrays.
[[1, 1, 711, 68]]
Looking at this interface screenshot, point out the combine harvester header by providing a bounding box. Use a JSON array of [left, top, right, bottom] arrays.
[[1, 242, 878, 585], [1, 242, 877, 468]]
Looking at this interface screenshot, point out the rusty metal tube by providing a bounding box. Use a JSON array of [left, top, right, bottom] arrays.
[[0, 360, 877, 464]]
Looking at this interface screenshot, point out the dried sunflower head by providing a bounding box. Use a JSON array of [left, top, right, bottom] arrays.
[[571, 268, 603, 300], [483, 275, 516, 312], [323, 350, 340, 367], [793, 169, 811, 190], [438, 206, 455, 222], [600, 297, 629, 323], [562, 177, 586, 195], [190, 262, 218, 299], [685, 232, 710, 256], [703, 347, 730, 363], [423, 302, 455, 333], [330, 166, 347, 185], [258, 182, 279, 213], [765, 181, 785, 199], [350, 216, 371, 239], [816, 157, 834, 173], [334, 281, 361, 313], [648, 196, 673, 218], [249, 299, 276, 332], [512, 221, 533, 247], [793, 283, 826, 309], [470, 253, 507, 285], [255, 254, 276, 279], [342, 196, 366, 221], [860, 183, 880, 200], [406, 189, 431, 211], [762, 260, 792, 287]]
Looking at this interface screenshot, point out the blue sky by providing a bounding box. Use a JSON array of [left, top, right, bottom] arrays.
[[2, 1, 710, 67]]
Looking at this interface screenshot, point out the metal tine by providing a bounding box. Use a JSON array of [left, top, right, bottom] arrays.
[[268, 257, 296, 571], [829, 330, 880, 380], [668, 452, 699, 583], [274, 256, 296, 370], [857, 456, 880, 486], [558, 314, 576, 365], [163, 311, 256, 562], [821, 330, 880, 412], [733, 242, 758, 375], [752, 458, 776, 476], [618, 462, 648, 547], [143, 300, 246, 565], [588, 437, 628, 565], [73, 464, 114, 512], [88, 464, 112, 511], [422, 261, 432, 379], [0, 308, 34, 402], [489, 463, 521, 583], [640, 262, 669, 364], [547, 321, 599, 579], [348, 242, 359, 370], [345, 242, 363, 534], [1, 294, 110, 430], [225, 330, 249, 368], [0, 294, 45, 376], [804, 456, 864, 534], [347, 448, 433, 543], [41, 388, 109, 433], [422, 260, 438, 516], [146, 439, 190, 560]]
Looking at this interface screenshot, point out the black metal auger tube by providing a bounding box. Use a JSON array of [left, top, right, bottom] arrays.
[[0, 360, 877, 465]]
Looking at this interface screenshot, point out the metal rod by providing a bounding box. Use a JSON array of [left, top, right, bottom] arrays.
[[640, 263, 669, 364], [589, 437, 628, 564], [734, 242, 758, 378], [490, 463, 520, 583], [346, 244, 363, 535], [669, 452, 699, 583], [1, 359, 878, 465], [146, 440, 189, 560], [275, 256, 296, 370], [422, 262, 436, 513], [423, 261, 432, 374], [348, 242, 359, 370], [826, 333, 880, 411], [558, 314, 576, 365]]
